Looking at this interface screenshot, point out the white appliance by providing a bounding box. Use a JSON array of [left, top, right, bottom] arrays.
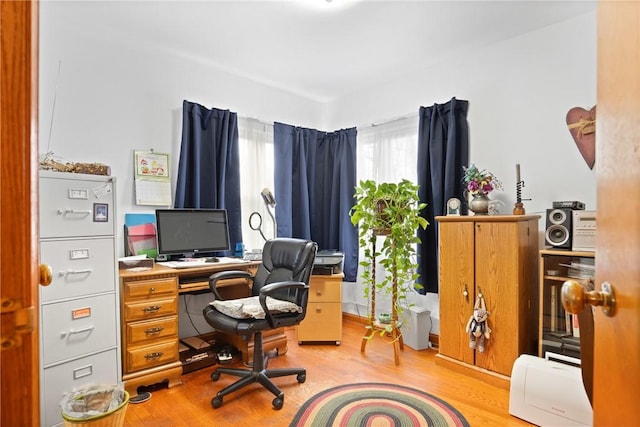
[[509, 354, 593, 427]]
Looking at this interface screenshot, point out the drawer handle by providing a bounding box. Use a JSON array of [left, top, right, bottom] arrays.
[[57, 209, 92, 215], [142, 306, 161, 313], [61, 325, 95, 338], [144, 327, 164, 335], [315, 307, 322, 313], [150, 287, 156, 292], [316, 291, 322, 296], [145, 352, 163, 360], [59, 269, 93, 277]]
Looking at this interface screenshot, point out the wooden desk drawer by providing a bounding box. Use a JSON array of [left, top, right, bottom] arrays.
[[127, 316, 178, 345], [127, 339, 179, 372], [124, 276, 177, 299], [297, 302, 342, 342], [124, 296, 178, 322], [309, 277, 342, 302]]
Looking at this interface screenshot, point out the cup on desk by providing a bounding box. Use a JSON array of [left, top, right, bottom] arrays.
[[234, 242, 245, 258]]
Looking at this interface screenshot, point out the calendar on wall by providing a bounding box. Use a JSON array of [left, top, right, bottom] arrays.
[[134, 150, 172, 206]]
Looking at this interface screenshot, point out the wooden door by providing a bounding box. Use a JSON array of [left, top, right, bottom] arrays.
[[0, 1, 40, 425], [593, 1, 640, 424], [437, 221, 475, 365], [474, 221, 520, 376]]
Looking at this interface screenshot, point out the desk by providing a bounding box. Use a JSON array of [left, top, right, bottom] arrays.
[[119, 261, 271, 396]]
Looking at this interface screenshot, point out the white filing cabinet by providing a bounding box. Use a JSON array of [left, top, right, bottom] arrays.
[[39, 171, 121, 427]]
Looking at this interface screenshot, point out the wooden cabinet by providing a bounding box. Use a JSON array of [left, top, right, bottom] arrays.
[[296, 274, 343, 344], [120, 272, 183, 397], [435, 215, 539, 388], [39, 172, 121, 427], [538, 249, 594, 359]]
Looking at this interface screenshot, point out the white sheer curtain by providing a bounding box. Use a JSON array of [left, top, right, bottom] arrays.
[[351, 114, 420, 315], [238, 117, 275, 252], [356, 115, 419, 183]]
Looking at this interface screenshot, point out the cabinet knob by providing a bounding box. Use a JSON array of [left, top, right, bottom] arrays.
[[462, 284, 469, 298], [562, 279, 616, 317]]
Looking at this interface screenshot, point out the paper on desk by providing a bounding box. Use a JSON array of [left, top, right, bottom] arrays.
[[118, 254, 149, 261]]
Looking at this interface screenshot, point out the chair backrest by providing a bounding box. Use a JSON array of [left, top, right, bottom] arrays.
[[252, 238, 317, 303]]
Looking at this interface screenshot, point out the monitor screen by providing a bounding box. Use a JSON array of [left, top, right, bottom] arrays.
[[155, 209, 230, 257]]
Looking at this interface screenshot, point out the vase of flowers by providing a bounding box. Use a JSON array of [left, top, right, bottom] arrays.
[[463, 164, 502, 215]]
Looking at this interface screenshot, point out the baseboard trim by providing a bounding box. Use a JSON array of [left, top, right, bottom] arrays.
[[342, 312, 439, 348]]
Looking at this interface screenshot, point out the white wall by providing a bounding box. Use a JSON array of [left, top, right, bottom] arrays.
[[327, 11, 597, 333], [39, 4, 596, 336]]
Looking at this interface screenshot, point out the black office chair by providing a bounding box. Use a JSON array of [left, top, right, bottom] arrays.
[[202, 238, 317, 410]]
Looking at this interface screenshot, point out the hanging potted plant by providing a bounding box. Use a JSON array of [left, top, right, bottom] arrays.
[[349, 179, 428, 363]]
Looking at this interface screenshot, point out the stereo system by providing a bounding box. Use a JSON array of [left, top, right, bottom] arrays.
[[544, 201, 595, 252]]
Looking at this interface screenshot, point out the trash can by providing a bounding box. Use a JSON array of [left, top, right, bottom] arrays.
[[400, 307, 431, 350], [61, 388, 129, 427]]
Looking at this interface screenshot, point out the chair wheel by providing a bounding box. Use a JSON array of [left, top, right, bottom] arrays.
[[296, 373, 306, 383], [272, 396, 284, 410], [211, 371, 221, 382], [211, 396, 223, 409]]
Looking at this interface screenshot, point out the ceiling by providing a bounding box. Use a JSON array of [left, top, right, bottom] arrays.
[[58, 0, 597, 103]]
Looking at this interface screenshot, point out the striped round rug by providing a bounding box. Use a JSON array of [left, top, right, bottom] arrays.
[[289, 382, 470, 427]]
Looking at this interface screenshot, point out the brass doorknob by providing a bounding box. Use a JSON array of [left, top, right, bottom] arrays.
[[561, 279, 616, 317], [40, 264, 52, 286]]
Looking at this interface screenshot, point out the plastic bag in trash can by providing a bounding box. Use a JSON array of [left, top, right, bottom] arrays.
[[60, 384, 126, 419]]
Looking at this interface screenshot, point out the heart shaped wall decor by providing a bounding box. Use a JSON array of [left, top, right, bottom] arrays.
[[566, 105, 596, 169]]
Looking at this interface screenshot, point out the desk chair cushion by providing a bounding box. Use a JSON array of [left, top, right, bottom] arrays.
[[210, 295, 302, 320]]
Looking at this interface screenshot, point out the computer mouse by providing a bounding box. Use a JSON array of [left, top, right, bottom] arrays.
[[206, 257, 219, 263]]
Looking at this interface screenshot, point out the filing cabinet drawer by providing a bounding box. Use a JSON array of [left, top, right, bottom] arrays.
[[42, 348, 119, 427], [127, 339, 179, 372], [308, 277, 342, 302], [127, 316, 178, 345], [124, 276, 177, 299], [41, 293, 118, 366], [124, 296, 178, 322], [40, 175, 115, 238], [40, 238, 115, 303]]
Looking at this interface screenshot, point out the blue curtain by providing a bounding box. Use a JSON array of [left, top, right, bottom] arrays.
[[416, 98, 469, 294], [175, 100, 242, 255], [274, 122, 358, 282]]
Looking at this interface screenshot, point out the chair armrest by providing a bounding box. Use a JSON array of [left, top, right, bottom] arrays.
[[259, 281, 309, 327], [209, 270, 253, 300]]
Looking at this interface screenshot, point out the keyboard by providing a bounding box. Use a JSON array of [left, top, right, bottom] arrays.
[[159, 257, 250, 269], [164, 260, 212, 269]]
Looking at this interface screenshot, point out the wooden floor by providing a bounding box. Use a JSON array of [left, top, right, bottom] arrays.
[[123, 319, 534, 426]]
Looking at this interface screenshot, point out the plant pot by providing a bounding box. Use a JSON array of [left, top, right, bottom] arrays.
[[469, 193, 490, 215]]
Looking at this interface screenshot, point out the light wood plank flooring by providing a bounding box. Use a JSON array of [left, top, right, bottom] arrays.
[[123, 319, 534, 426]]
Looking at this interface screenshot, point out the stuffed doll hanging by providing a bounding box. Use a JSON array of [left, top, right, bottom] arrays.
[[465, 293, 491, 353]]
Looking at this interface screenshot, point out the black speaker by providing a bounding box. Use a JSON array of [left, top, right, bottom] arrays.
[[545, 208, 572, 249]]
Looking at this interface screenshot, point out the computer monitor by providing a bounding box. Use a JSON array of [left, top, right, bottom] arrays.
[[155, 208, 231, 259]]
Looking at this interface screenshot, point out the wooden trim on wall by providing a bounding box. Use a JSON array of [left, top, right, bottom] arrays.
[[342, 312, 438, 348]]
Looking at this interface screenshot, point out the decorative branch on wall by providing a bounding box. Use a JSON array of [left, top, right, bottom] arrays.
[[566, 105, 596, 170]]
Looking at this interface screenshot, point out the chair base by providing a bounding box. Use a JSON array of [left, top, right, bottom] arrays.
[[210, 331, 306, 410]]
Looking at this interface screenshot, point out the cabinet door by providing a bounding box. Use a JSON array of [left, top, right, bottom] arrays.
[[474, 221, 521, 376], [438, 221, 475, 365]]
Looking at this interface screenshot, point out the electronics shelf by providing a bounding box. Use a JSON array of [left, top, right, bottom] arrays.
[[538, 249, 595, 360]]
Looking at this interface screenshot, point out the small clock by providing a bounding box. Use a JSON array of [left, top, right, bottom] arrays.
[[447, 198, 461, 215]]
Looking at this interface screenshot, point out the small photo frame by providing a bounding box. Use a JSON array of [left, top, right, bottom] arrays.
[[93, 203, 108, 222]]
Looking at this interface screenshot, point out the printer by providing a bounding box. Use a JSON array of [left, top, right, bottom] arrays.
[[313, 250, 344, 275]]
